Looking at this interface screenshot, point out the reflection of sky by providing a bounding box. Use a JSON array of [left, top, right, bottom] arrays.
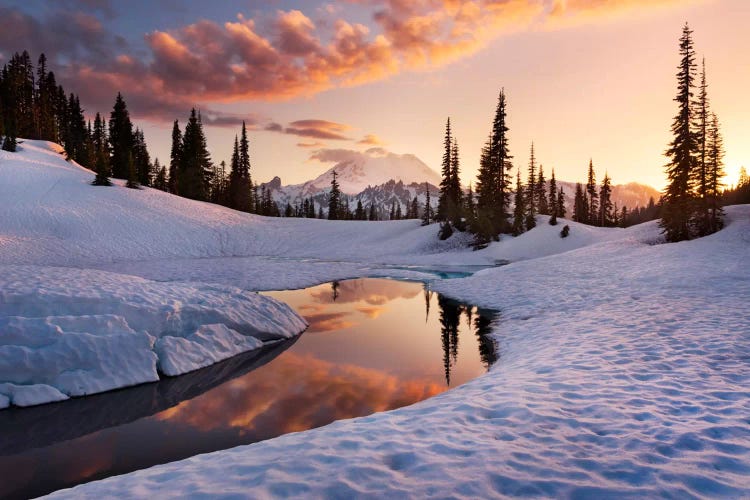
[[1, 278, 492, 499], [265, 279, 486, 384]]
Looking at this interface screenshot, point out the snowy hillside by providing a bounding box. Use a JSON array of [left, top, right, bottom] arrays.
[[2, 140, 749, 498]]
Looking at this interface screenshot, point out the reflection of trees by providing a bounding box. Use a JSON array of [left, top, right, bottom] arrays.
[[423, 287, 433, 323], [331, 280, 340, 302], [474, 308, 498, 368], [435, 295, 499, 386], [437, 295, 462, 386]]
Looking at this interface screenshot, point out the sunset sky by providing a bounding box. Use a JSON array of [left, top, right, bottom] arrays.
[[1, 0, 747, 190]]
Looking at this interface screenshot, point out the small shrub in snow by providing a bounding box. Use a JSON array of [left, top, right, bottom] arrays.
[[438, 221, 454, 240], [560, 225, 570, 238]]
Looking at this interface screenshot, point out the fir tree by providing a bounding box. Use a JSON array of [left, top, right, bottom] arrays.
[[355, 199, 365, 220], [662, 23, 698, 242], [512, 170, 526, 236], [369, 203, 377, 221], [153, 159, 167, 191], [422, 184, 433, 226], [694, 58, 710, 235], [108, 93, 134, 179], [557, 187, 566, 219], [706, 112, 725, 232], [599, 173, 613, 227], [586, 159, 598, 224], [168, 120, 181, 194], [548, 168, 558, 225], [537, 164, 548, 215], [328, 170, 341, 220], [396, 202, 402, 220], [410, 196, 419, 219], [125, 152, 139, 189], [526, 142, 537, 220], [449, 137, 462, 225], [179, 108, 213, 201], [437, 118, 453, 222], [573, 183, 586, 223]]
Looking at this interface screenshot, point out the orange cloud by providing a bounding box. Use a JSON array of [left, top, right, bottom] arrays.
[[358, 134, 385, 146], [0, 1, 700, 123]]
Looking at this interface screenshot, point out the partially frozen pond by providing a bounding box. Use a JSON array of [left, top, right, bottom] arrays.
[[0, 278, 497, 499]]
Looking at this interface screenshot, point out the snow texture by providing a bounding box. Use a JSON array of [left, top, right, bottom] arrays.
[[2, 141, 749, 497]]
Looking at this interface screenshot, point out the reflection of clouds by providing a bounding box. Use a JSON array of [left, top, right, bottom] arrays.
[[155, 352, 443, 436], [304, 312, 357, 333], [357, 306, 385, 319], [310, 278, 422, 305], [298, 304, 325, 313]]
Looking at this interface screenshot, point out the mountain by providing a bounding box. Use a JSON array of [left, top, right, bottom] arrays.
[[261, 149, 660, 219]]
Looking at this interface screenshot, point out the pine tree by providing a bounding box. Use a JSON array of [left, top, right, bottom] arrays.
[[586, 159, 598, 224], [422, 184, 433, 226], [706, 112, 725, 233], [437, 118, 453, 222], [179, 109, 213, 200], [548, 168, 558, 225], [396, 202, 402, 220], [525, 144, 537, 229], [450, 137, 462, 225], [524, 142, 537, 219], [475, 89, 513, 239], [694, 58, 710, 235], [557, 187, 566, 219], [599, 173, 613, 227], [369, 203, 377, 221], [168, 120, 181, 194], [355, 199, 365, 220], [109, 93, 134, 179], [410, 196, 419, 219], [153, 159, 167, 191], [512, 170, 526, 236], [328, 170, 341, 220], [573, 183, 586, 223], [537, 164, 548, 215], [662, 23, 698, 242], [125, 152, 139, 189]]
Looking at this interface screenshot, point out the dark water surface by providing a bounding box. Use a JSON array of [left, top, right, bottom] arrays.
[[0, 278, 497, 499]]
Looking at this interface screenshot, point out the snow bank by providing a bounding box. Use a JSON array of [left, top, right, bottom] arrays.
[[0, 264, 306, 408], [44, 207, 750, 498]]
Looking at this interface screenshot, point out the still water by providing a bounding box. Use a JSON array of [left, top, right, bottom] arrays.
[[0, 278, 497, 499]]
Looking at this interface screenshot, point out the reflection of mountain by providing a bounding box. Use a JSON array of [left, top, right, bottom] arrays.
[[310, 278, 422, 305], [0, 339, 297, 457]]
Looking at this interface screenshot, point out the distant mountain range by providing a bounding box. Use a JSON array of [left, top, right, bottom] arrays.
[[262, 150, 660, 218]]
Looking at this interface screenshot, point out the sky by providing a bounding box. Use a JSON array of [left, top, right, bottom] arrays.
[[0, 0, 747, 190]]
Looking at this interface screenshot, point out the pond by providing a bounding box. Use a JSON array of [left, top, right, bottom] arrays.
[[0, 278, 498, 499]]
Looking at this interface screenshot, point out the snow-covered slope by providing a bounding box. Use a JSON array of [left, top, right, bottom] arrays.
[[45, 205, 750, 499], [0, 141, 307, 408]]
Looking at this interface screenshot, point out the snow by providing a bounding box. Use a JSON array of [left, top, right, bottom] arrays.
[[2, 140, 749, 497]]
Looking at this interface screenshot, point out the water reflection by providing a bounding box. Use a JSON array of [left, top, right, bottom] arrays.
[[0, 278, 498, 500]]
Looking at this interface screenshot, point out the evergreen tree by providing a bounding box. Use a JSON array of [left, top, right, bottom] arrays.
[[475, 89, 513, 239], [573, 182, 586, 223], [108, 93, 134, 179], [557, 186, 566, 219], [706, 112, 725, 232], [153, 159, 167, 191], [537, 164, 548, 215], [125, 152, 139, 189], [355, 199, 365, 220], [662, 24, 698, 242], [437, 118, 453, 221], [284, 203, 293, 217], [369, 203, 378, 221], [410, 196, 419, 219], [512, 170, 526, 236], [168, 120, 181, 194], [449, 137, 462, 225], [586, 159, 598, 224], [396, 202, 402, 220], [328, 170, 341, 220], [694, 58, 710, 235], [179, 109, 212, 201], [133, 128, 151, 186], [526, 142, 537, 219], [2, 129, 17, 152], [422, 184, 433, 226], [548, 168, 558, 224], [599, 173, 613, 227]]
